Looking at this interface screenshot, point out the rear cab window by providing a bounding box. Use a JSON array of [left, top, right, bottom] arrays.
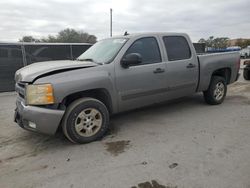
[[163, 36, 191, 61]]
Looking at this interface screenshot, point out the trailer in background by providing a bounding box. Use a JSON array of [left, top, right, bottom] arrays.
[[0, 43, 92, 92], [206, 46, 241, 53], [193, 43, 206, 54]]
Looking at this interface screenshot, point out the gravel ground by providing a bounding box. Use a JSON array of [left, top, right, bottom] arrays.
[[0, 65, 249, 188]]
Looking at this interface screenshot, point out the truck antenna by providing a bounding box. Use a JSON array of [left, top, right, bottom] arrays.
[[124, 31, 129, 36]]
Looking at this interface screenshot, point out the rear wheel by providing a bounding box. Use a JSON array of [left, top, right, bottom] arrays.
[[243, 67, 250, 80], [62, 98, 109, 144], [203, 76, 227, 105]]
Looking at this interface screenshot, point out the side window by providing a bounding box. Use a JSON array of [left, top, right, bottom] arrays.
[[163, 36, 191, 61], [125, 37, 161, 65]]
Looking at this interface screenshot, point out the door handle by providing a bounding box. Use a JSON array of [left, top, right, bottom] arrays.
[[153, 68, 165, 74], [186, 63, 196, 68]]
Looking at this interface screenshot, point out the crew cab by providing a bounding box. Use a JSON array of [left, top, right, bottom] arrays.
[[14, 32, 240, 144]]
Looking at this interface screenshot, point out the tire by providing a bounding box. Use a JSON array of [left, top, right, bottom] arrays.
[[203, 76, 227, 105], [62, 97, 109, 144], [243, 68, 250, 80]]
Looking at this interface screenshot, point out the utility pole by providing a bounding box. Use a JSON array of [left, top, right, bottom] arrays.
[[110, 8, 113, 37]]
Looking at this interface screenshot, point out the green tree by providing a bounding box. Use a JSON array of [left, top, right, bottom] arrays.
[[41, 35, 58, 43], [198, 36, 229, 49], [235, 39, 250, 48], [19, 36, 40, 42], [243, 39, 250, 48], [19, 28, 97, 44], [213, 37, 229, 48], [198, 38, 206, 43], [41, 28, 97, 43]]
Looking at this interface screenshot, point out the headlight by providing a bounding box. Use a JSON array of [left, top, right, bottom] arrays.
[[26, 84, 55, 105]]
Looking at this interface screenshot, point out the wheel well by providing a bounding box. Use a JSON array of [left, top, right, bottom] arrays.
[[61, 89, 113, 114], [212, 68, 231, 84]]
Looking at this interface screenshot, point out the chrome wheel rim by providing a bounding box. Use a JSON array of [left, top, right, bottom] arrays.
[[74, 108, 103, 137], [214, 82, 225, 101]]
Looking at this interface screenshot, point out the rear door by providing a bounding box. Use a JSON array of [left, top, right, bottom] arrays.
[[161, 35, 199, 98]]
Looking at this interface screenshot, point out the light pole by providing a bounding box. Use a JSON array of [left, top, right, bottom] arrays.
[[110, 8, 113, 37]]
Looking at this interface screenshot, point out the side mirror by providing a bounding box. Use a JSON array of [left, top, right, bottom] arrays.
[[121, 53, 142, 68]]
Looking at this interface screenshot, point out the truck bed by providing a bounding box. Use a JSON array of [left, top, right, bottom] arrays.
[[197, 51, 240, 92]]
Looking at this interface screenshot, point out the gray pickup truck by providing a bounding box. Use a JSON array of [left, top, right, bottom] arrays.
[[14, 32, 240, 144]]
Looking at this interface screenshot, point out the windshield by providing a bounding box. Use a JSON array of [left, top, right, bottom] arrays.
[[77, 38, 128, 64]]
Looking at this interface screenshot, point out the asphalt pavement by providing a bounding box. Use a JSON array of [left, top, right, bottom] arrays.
[[0, 69, 249, 188]]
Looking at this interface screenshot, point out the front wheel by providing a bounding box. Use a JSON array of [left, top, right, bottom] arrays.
[[62, 98, 109, 144], [203, 76, 227, 105]]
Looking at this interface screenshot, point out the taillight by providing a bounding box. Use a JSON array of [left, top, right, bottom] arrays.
[[236, 58, 240, 71]]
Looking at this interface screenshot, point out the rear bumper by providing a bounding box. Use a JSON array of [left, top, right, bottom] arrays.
[[14, 97, 65, 135], [236, 73, 241, 81]]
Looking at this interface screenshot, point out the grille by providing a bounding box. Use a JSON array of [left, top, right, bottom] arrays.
[[15, 82, 26, 99]]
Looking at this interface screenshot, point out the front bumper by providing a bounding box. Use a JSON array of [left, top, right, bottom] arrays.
[[14, 97, 65, 135]]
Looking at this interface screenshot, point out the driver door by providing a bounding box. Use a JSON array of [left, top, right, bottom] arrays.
[[114, 36, 167, 112]]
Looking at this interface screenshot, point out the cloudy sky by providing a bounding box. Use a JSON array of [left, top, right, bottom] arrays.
[[0, 0, 249, 42]]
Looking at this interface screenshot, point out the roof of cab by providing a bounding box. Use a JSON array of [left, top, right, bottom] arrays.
[[110, 32, 188, 39]]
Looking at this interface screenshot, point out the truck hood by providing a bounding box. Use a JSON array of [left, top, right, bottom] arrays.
[[15, 60, 98, 83]]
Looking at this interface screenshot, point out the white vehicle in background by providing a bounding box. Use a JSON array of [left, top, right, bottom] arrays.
[[240, 46, 250, 59]]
